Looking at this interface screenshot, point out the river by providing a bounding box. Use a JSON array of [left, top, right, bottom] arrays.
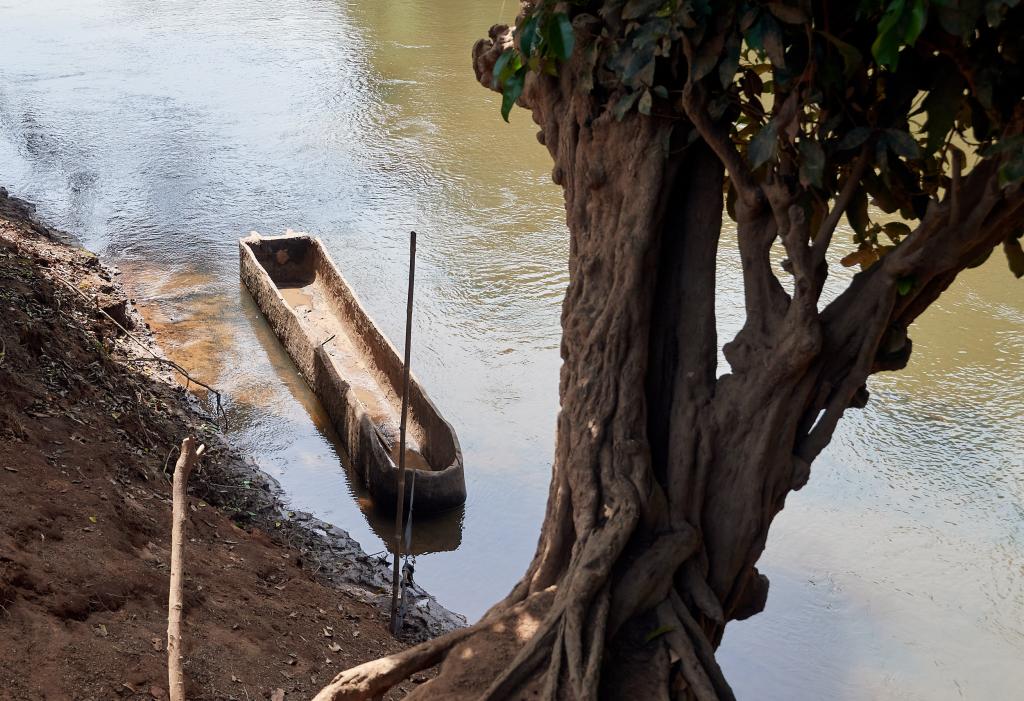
[[1, 1, 1021, 698]]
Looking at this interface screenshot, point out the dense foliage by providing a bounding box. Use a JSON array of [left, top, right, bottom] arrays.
[[494, 0, 1024, 277]]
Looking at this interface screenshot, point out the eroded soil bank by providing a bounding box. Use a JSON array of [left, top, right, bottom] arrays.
[[0, 188, 462, 700]]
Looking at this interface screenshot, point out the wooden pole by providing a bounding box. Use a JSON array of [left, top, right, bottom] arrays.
[[168, 436, 204, 701], [390, 230, 416, 636]]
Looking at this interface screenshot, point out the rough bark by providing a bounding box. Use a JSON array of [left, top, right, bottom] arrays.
[[313, 12, 1023, 701]]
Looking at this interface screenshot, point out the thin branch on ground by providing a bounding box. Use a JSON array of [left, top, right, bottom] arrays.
[[49, 272, 226, 423]]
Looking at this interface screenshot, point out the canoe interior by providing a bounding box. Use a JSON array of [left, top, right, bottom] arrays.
[[240, 234, 465, 512]]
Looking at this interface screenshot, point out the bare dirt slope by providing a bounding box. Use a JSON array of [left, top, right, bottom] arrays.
[[0, 190, 433, 700]]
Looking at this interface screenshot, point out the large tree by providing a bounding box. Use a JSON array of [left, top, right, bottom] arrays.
[[316, 1, 1023, 698]]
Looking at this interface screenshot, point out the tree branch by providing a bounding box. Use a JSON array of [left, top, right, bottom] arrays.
[[811, 144, 870, 262], [681, 86, 760, 206], [949, 148, 964, 225], [678, 33, 761, 208]]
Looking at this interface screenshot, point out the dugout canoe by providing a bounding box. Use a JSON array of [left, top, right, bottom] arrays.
[[239, 232, 466, 513]]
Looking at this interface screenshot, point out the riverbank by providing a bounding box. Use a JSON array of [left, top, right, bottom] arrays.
[[0, 188, 462, 700]]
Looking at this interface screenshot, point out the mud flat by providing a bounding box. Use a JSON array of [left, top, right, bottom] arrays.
[[0, 188, 463, 700]]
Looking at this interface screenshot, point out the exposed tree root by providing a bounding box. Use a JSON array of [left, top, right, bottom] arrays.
[[311, 622, 481, 701]]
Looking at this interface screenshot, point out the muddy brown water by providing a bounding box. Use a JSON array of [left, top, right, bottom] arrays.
[[1, 0, 1022, 697]]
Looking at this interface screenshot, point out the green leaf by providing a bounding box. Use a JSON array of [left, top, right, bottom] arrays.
[[864, 170, 903, 213], [998, 156, 1024, 188], [623, 43, 657, 87], [841, 247, 880, 268], [630, 18, 671, 49], [873, 0, 927, 68], [492, 49, 515, 89], [818, 31, 863, 79], [936, 4, 964, 36], [847, 187, 871, 236], [999, 236, 1024, 278], [896, 276, 914, 295], [836, 127, 871, 151], [644, 625, 676, 643], [612, 89, 642, 121], [921, 72, 966, 154], [873, 0, 906, 68], [884, 129, 922, 159], [500, 71, 525, 123], [882, 221, 912, 242], [623, 0, 665, 20], [905, 0, 928, 45], [767, 2, 809, 24], [745, 11, 766, 51], [638, 89, 653, 116], [761, 14, 786, 67], [719, 32, 742, 87], [519, 15, 541, 57], [748, 120, 780, 169], [980, 134, 1024, 158], [798, 139, 826, 188], [692, 31, 726, 81], [1005, 236, 1024, 278], [548, 12, 575, 61]]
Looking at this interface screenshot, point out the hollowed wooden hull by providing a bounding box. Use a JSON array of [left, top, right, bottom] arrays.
[[239, 232, 466, 514]]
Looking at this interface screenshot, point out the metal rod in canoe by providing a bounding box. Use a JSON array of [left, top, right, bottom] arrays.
[[390, 230, 416, 636]]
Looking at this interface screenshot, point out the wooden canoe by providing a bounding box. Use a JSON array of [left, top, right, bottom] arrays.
[[239, 232, 466, 514]]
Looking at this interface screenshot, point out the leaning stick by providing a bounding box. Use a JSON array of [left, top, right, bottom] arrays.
[[168, 436, 205, 701], [389, 230, 416, 636]]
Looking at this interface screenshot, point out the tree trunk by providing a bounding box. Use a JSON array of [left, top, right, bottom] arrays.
[[384, 29, 812, 701], [402, 36, 755, 700], [315, 15, 1024, 701]]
